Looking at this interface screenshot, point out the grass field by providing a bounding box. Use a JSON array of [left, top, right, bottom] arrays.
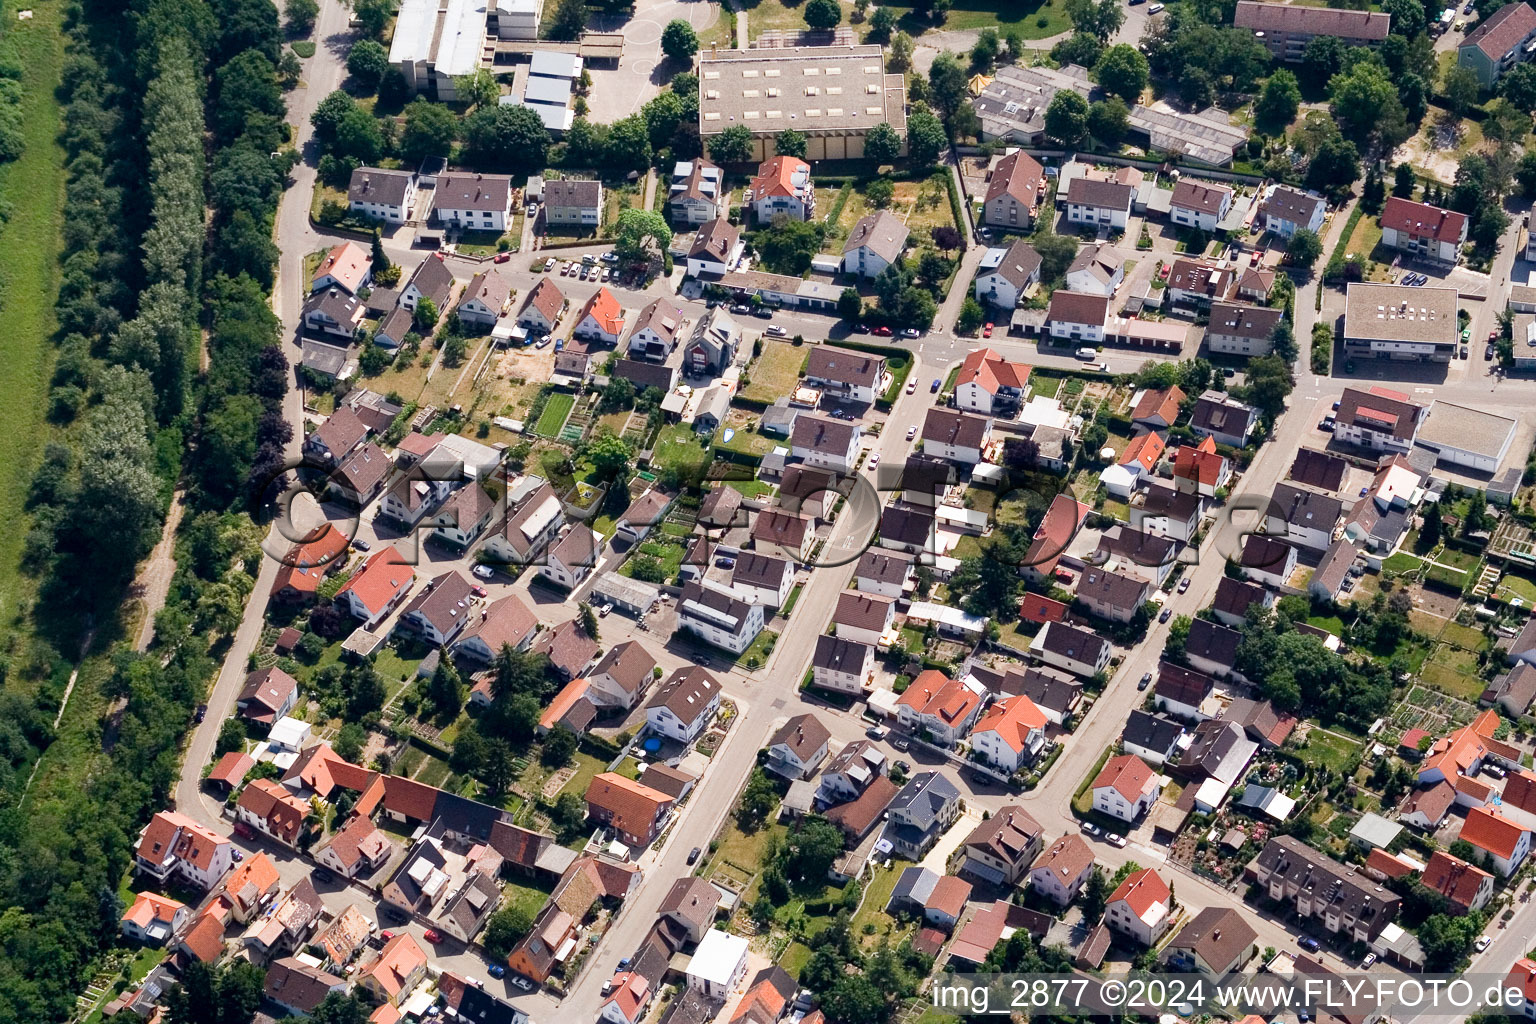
[[534, 393, 575, 436], [1421, 644, 1487, 700], [1292, 728, 1361, 772], [0, 0, 65, 650], [652, 422, 712, 472], [741, 340, 805, 405], [1380, 552, 1423, 576], [823, 173, 957, 255], [880, 0, 1071, 36]]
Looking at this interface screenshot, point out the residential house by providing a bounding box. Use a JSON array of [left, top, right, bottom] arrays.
[[750, 155, 815, 223], [1258, 185, 1326, 238], [585, 773, 674, 848], [1211, 577, 1272, 628], [1155, 662, 1215, 720], [1228, 697, 1297, 750], [518, 277, 566, 334], [334, 547, 415, 631], [457, 268, 513, 329], [236, 666, 299, 727], [626, 298, 684, 362], [452, 593, 539, 666], [753, 508, 812, 560], [430, 482, 496, 549], [600, 973, 653, 1024], [236, 778, 311, 847], [921, 409, 991, 465], [1092, 525, 1178, 586], [969, 664, 1083, 726], [842, 210, 909, 278], [1173, 436, 1230, 497], [895, 670, 986, 748], [882, 772, 961, 858], [614, 488, 674, 547], [573, 287, 625, 344], [1459, 1, 1536, 87], [983, 150, 1044, 230], [330, 442, 390, 506], [730, 553, 794, 608], [676, 581, 765, 655], [1105, 868, 1173, 946], [1239, 533, 1298, 589], [646, 666, 722, 742], [686, 218, 741, 278], [1237, 266, 1276, 302], [954, 347, 1031, 415], [311, 241, 371, 294], [584, 641, 658, 711], [833, 591, 895, 648], [968, 239, 1050, 313], [1092, 754, 1163, 823], [1400, 782, 1457, 830], [1484, 662, 1536, 718], [668, 157, 726, 225], [1166, 257, 1233, 307], [1045, 290, 1109, 344], [848, 552, 913, 604], [315, 812, 392, 879], [1267, 482, 1343, 551], [1122, 710, 1185, 766], [1422, 850, 1496, 913], [730, 968, 796, 1024], [970, 693, 1049, 773], [1185, 618, 1243, 679], [542, 178, 602, 228], [1130, 483, 1201, 543], [1248, 836, 1401, 942], [121, 891, 190, 946], [1028, 834, 1095, 907], [791, 414, 862, 474], [400, 254, 455, 317], [396, 570, 475, 647], [265, 957, 348, 1016], [1507, 959, 1536, 1020], [1063, 177, 1133, 230], [1163, 907, 1257, 977], [686, 930, 749, 1000], [1206, 301, 1283, 357], [659, 877, 721, 944], [1189, 390, 1258, 448], [1459, 806, 1531, 877], [953, 807, 1043, 886], [1065, 243, 1125, 296], [1075, 567, 1152, 624], [533, 618, 599, 682], [682, 307, 741, 376], [480, 476, 564, 567], [1029, 620, 1111, 679], [898, 453, 954, 509], [270, 526, 350, 605], [1333, 386, 1425, 453], [303, 288, 365, 341], [805, 345, 886, 406], [358, 933, 429, 1006], [766, 714, 832, 779], [1169, 179, 1233, 233], [1130, 385, 1185, 430], [305, 406, 371, 466], [811, 634, 875, 694], [1380, 197, 1468, 264], [817, 740, 888, 805], [539, 525, 604, 590], [1234, 1, 1390, 60], [348, 167, 417, 224]]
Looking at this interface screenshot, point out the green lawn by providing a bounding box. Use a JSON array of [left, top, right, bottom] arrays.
[[849, 858, 916, 950], [741, 340, 806, 405], [880, 0, 1071, 36], [1307, 614, 1346, 635], [725, 479, 776, 500], [1291, 728, 1361, 772], [1421, 645, 1488, 700], [714, 423, 778, 458], [620, 536, 687, 582], [0, 0, 65, 649], [501, 876, 556, 920], [1031, 375, 1063, 399], [652, 423, 712, 472], [1495, 573, 1536, 607], [533, 393, 575, 437], [736, 629, 778, 669], [1380, 552, 1423, 576]]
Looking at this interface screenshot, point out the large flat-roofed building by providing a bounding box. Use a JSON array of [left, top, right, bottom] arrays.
[[1414, 401, 1518, 473], [698, 45, 907, 162], [1233, 1, 1390, 61], [1343, 283, 1457, 363], [390, 0, 490, 99]]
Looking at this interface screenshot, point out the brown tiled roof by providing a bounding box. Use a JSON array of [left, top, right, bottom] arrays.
[[842, 210, 909, 262], [834, 591, 893, 633], [1065, 176, 1133, 210], [584, 773, 673, 838], [1381, 197, 1467, 244], [590, 640, 657, 696], [1463, 1, 1536, 59], [986, 150, 1043, 206], [1170, 179, 1232, 216], [824, 775, 900, 837], [1336, 386, 1424, 440], [1166, 907, 1256, 972], [648, 666, 720, 722], [1047, 289, 1110, 326], [1132, 385, 1185, 424], [1031, 834, 1094, 885], [922, 408, 990, 449], [522, 276, 566, 322], [1290, 447, 1347, 491], [534, 618, 599, 677]]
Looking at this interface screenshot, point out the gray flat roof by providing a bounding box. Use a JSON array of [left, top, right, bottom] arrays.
[[1343, 283, 1458, 345], [1416, 401, 1517, 461], [698, 44, 907, 136]]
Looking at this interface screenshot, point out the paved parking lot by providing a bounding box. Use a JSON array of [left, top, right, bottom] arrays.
[[584, 0, 720, 123]]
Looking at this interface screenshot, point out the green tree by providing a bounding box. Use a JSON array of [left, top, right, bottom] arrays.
[[547, 0, 586, 39], [553, 791, 587, 832], [1381, 0, 1426, 38], [165, 960, 265, 1024], [1500, 62, 1536, 110], [1052, 32, 1103, 69], [905, 107, 947, 165], [1443, 64, 1482, 117], [1301, 34, 1346, 83], [309, 994, 373, 1024], [456, 68, 499, 110], [333, 105, 385, 163], [1094, 44, 1148, 102], [334, 722, 366, 763], [956, 297, 986, 333], [1034, 231, 1078, 282], [482, 905, 534, 959], [888, 28, 914, 69], [1081, 866, 1109, 920], [927, 52, 969, 118], [425, 659, 464, 720], [614, 208, 673, 261], [1087, 97, 1129, 146], [661, 19, 699, 62], [823, 976, 886, 1024], [805, 0, 843, 29], [898, 287, 938, 329], [870, 5, 898, 41], [287, 0, 319, 33], [775, 128, 808, 159], [541, 725, 579, 767], [1065, 0, 1124, 40], [971, 27, 1001, 72], [1254, 69, 1301, 134], [400, 99, 457, 165], [783, 816, 846, 881], [753, 217, 826, 275], [737, 767, 779, 830], [352, 0, 400, 39], [603, 115, 652, 170], [1393, 162, 1418, 198], [838, 288, 863, 321], [1330, 61, 1407, 143], [858, 124, 899, 168], [1045, 90, 1089, 146], [463, 103, 549, 171], [412, 297, 439, 331], [1305, 135, 1361, 195], [709, 123, 754, 163], [1286, 227, 1323, 267], [865, 177, 895, 207], [216, 717, 245, 756], [587, 433, 633, 481]]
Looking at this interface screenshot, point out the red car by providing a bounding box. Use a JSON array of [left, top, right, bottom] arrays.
[[493, 252, 511, 264], [1250, 250, 1261, 266], [872, 326, 893, 336], [379, 930, 394, 942], [423, 928, 443, 943], [470, 584, 488, 597], [983, 322, 993, 338], [232, 822, 255, 840]]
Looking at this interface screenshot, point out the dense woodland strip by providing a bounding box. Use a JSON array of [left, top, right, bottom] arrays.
[[0, 0, 291, 1019]]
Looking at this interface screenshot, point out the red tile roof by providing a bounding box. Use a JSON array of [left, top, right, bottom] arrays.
[[1024, 493, 1090, 578], [924, 875, 973, 920], [336, 546, 414, 618], [1107, 867, 1170, 919], [1365, 848, 1414, 880], [1461, 806, 1527, 859], [584, 773, 673, 840], [986, 150, 1044, 207], [1174, 437, 1227, 488], [972, 694, 1047, 753], [1422, 850, 1492, 909], [181, 910, 227, 961], [1092, 754, 1155, 801], [1018, 594, 1068, 624], [957, 347, 1030, 395], [1380, 197, 1467, 244], [579, 287, 624, 336], [272, 526, 351, 599], [750, 155, 811, 199], [896, 670, 981, 725], [1120, 431, 1165, 472], [208, 752, 254, 789]]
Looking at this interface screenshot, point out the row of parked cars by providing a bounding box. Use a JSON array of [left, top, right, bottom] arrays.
[[544, 252, 619, 281]]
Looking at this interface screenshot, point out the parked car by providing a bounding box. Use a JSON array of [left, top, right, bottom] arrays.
[[867, 452, 880, 468], [1148, 2, 1163, 11], [1487, 343, 1497, 360], [379, 930, 394, 942], [982, 322, 993, 338], [852, 323, 871, 334], [599, 604, 613, 617], [1361, 953, 1377, 968], [714, 556, 735, 569], [764, 325, 787, 337], [353, 538, 370, 552], [1178, 577, 1191, 593], [901, 328, 921, 338], [1461, 345, 1469, 360], [1138, 672, 1152, 690], [470, 584, 488, 598], [488, 964, 506, 979], [1106, 832, 1127, 848], [1298, 936, 1321, 953], [687, 847, 701, 865], [473, 564, 495, 580], [601, 252, 619, 263], [753, 307, 774, 319], [231, 849, 244, 862], [872, 326, 893, 336], [930, 378, 941, 392], [865, 725, 887, 740], [1080, 821, 1100, 837], [1475, 935, 1492, 953], [731, 304, 753, 315], [906, 425, 917, 440], [894, 760, 911, 773], [194, 703, 207, 723], [1159, 607, 1171, 623], [618, 957, 632, 969], [544, 257, 557, 271], [424, 929, 443, 944], [905, 380, 916, 394], [493, 252, 511, 264], [511, 976, 533, 992], [313, 867, 334, 883], [233, 822, 255, 839]]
